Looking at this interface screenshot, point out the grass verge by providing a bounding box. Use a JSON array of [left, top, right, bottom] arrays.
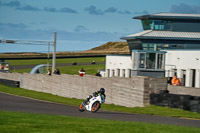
[[0, 111, 200, 133], [0, 84, 200, 119]]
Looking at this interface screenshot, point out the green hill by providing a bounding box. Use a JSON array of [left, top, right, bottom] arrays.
[[58, 41, 129, 56], [0, 41, 130, 58], [89, 41, 128, 51]]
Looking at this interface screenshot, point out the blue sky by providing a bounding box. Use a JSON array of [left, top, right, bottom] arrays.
[[1, 0, 200, 52]]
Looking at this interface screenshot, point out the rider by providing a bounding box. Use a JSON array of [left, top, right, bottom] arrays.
[[93, 88, 106, 103], [85, 88, 106, 103]]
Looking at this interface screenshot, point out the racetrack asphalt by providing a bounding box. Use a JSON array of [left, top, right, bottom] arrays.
[[0, 92, 200, 128]]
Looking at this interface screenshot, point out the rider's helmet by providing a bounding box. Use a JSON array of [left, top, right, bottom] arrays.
[[99, 88, 105, 94]]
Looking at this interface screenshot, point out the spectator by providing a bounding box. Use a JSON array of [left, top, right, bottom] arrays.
[[56, 68, 61, 75], [167, 77, 172, 85], [171, 75, 181, 86], [36, 69, 40, 74], [91, 60, 96, 64], [47, 69, 51, 75], [95, 71, 101, 77], [1, 64, 4, 70], [53, 68, 61, 75], [72, 62, 77, 65], [79, 68, 85, 77]]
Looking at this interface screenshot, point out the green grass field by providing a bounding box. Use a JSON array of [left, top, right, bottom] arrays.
[[1, 111, 200, 133], [8, 57, 106, 75], [7, 57, 105, 66]]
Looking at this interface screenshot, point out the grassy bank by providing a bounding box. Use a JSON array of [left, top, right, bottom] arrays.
[[1, 84, 200, 119], [0, 111, 199, 133]]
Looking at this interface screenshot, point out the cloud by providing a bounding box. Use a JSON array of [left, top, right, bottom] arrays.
[[0, 22, 53, 40], [44, 7, 57, 12], [59, 7, 78, 13], [85, 5, 104, 15], [170, 3, 200, 14], [0, 0, 40, 11], [0, 22, 27, 29], [119, 10, 132, 15], [104, 7, 131, 15], [0, 23, 28, 38], [85, 5, 132, 15], [58, 31, 124, 41], [74, 25, 89, 32], [44, 7, 78, 13], [16, 5, 41, 11], [104, 7, 118, 13], [1, 0, 20, 7], [0, 22, 123, 41], [134, 10, 149, 15], [0, 0, 78, 13]]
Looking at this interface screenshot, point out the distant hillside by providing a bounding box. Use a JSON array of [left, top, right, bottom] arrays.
[[0, 41, 130, 58], [57, 41, 130, 56], [86, 41, 129, 53]]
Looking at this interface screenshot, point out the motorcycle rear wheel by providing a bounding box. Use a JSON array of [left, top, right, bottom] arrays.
[[91, 101, 100, 113], [79, 103, 85, 112]]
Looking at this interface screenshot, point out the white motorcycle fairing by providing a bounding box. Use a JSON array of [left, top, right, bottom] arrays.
[[85, 95, 102, 111], [79, 94, 102, 113]]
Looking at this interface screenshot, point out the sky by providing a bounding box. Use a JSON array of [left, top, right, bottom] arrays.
[[1, 0, 200, 52]]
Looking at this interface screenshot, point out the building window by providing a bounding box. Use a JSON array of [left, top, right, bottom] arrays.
[[142, 43, 155, 50], [142, 20, 150, 30], [146, 53, 156, 69], [142, 20, 172, 31], [157, 54, 164, 69], [139, 53, 146, 68], [142, 43, 159, 51], [185, 44, 200, 49], [142, 43, 172, 51], [133, 51, 165, 70], [142, 43, 200, 50]]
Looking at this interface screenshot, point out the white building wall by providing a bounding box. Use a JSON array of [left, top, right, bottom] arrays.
[[165, 50, 200, 70], [196, 69, 200, 88], [106, 55, 132, 78], [164, 50, 200, 88], [106, 50, 200, 88]]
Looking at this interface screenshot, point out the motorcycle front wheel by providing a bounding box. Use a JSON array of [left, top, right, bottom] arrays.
[[91, 101, 100, 113], [79, 103, 85, 112]]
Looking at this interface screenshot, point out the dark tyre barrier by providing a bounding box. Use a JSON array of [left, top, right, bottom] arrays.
[[0, 78, 20, 87]]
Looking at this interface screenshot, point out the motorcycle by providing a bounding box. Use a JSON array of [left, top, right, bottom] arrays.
[[79, 94, 102, 113]]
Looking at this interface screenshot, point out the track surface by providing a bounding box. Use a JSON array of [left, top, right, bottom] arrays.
[[0, 92, 200, 128]]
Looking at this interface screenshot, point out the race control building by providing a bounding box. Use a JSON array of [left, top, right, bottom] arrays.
[[105, 13, 200, 88]]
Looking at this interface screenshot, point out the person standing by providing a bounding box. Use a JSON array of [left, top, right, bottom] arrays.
[[171, 75, 181, 86], [79, 68, 85, 76]]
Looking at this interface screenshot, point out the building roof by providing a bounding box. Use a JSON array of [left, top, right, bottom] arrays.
[[121, 30, 200, 41], [134, 13, 200, 20]]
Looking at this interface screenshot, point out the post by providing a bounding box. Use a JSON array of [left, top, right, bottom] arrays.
[[52, 32, 57, 73], [185, 69, 192, 87], [47, 42, 50, 71]]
